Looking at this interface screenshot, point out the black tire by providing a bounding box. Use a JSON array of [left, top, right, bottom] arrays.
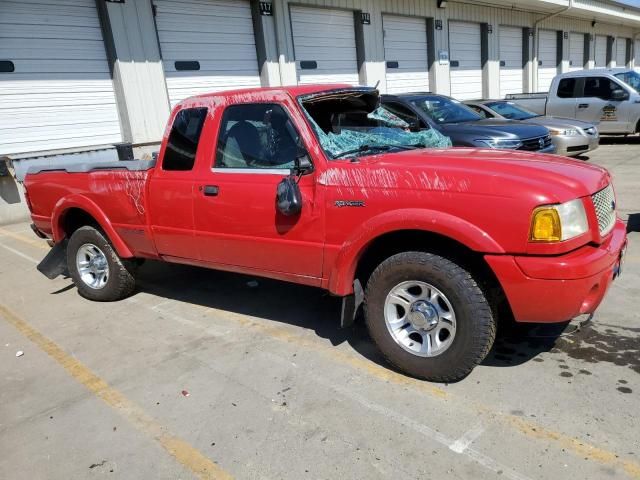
[[67, 226, 136, 301], [364, 251, 496, 382]]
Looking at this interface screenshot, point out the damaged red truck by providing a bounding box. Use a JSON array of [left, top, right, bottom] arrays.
[[24, 86, 626, 382]]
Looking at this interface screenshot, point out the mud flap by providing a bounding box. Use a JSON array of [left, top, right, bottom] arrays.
[[36, 239, 69, 279], [340, 279, 364, 328]]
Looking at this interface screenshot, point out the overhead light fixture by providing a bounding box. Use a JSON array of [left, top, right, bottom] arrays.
[[438, 0, 447, 8], [592, 20, 597, 27]]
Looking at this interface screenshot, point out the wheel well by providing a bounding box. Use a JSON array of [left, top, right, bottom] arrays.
[[60, 208, 100, 239], [354, 230, 512, 322]]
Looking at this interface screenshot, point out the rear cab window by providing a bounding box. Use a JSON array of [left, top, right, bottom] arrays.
[[163, 107, 208, 171], [557, 78, 577, 98]]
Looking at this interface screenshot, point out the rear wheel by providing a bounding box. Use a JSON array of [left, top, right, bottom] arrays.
[[67, 226, 136, 301], [364, 251, 496, 382]]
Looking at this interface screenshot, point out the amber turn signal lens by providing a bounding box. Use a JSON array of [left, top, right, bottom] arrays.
[[530, 207, 562, 241]]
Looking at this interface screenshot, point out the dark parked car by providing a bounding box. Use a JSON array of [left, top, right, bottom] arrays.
[[380, 93, 555, 153]]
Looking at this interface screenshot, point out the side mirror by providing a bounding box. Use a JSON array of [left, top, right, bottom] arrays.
[[276, 176, 302, 216], [611, 89, 628, 101], [293, 146, 313, 175]]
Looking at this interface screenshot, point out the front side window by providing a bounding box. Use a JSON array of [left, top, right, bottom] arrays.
[[215, 104, 300, 169], [410, 96, 481, 124], [557, 78, 577, 98], [163, 107, 208, 171], [614, 71, 640, 92], [485, 102, 539, 120], [583, 77, 621, 100]]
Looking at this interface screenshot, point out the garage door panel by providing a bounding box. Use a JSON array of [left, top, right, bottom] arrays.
[[499, 26, 523, 97], [449, 21, 482, 99], [569, 32, 584, 71], [291, 6, 359, 85], [616, 38, 627, 66], [383, 15, 429, 94], [538, 29, 557, 92], [0, 24, 102, 40], [156, 0, 260, 106], [0, 0, 121, 155], [595, 35, 607, 67]]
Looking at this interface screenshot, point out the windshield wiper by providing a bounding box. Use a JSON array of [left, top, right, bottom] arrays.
[[332, 145, 393, 159], [333, 143, 426, 159]]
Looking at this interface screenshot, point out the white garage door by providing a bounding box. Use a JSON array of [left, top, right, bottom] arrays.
[[595, 35, 607, 68], [569, 33, 584, 71], [499, 26, 523, 98], [538, 30, 557, 92], [0, 0, 121, 156], [291, 6, 359, 85], [382, 15, 429, 94], [449, 21, 482, 100], [155, 0, 261, 107], [616, 37, 628, 67]]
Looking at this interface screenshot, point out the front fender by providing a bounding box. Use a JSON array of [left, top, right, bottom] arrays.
[[327, 208, 504, 296], [51, 194, 133, 258]]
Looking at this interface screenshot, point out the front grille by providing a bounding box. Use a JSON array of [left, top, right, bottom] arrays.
[[519, 134, 553, 151], [591, 185, 616, 236]]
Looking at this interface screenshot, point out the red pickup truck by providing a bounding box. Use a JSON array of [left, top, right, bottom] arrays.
[[24, 85, 626, 382]]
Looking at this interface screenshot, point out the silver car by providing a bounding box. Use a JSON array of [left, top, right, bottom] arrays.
[[465, 100, 599, 157]]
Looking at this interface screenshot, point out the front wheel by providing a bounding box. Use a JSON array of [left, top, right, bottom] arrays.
[[67, 226, 136, 301], [364, 251, 496, 382]]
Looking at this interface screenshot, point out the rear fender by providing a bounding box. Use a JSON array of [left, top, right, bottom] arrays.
[[327, 208, 504, 296], [51, 195, 133, 258]]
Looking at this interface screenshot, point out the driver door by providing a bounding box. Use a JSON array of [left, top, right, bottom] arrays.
[[576, 76, 629, 133], [192, 102, 324, 279]]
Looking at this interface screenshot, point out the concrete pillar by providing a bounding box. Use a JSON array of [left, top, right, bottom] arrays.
[[250, 0, 281, 86], [523, 28, 534, 93], [433, 17, 451, 96], [559, 31, 570, 73], [96, 0, 171, 145]]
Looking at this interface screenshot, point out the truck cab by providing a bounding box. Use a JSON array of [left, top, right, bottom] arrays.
[[509, 69, 640, 135]]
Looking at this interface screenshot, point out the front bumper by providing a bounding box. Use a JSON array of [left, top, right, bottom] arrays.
[[485, 219, 627, 323], [552, 134, 599, 156]]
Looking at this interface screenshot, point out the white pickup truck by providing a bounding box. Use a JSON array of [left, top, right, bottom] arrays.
[[507, 68, 640, 135]]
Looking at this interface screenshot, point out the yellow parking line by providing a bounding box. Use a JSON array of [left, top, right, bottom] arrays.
[[197, 308, 640, 478], [3, 226, 640, 478], [0, 226, 49, 250], [0, 303, 232, 480]]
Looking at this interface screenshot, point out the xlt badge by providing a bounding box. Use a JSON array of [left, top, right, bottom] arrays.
[[335, 200, 365, 208]]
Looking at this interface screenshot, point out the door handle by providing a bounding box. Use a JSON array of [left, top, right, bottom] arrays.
[[202, 185, 219, 196], [578, 103, 589, 109]]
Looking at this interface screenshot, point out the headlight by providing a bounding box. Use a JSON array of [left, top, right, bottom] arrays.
[[530, 199, 589, 242], [475, 138, 523, 149], [549, 128, 580, 136]]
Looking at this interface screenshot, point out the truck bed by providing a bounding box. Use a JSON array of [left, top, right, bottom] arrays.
[[26, 159, 156, 175]]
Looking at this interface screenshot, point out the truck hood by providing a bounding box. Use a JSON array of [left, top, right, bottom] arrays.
[[331, 147, 610, 203], [437, 119, 549, 141]]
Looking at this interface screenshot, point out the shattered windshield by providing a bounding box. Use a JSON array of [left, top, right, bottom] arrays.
[[300, 91, 451, 159], [410, 95, 481, 124], [614, 71, 640, 93], [486, 101, 540, 120]]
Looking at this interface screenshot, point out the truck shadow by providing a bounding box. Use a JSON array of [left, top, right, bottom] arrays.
[[598, 135, 640, 146], [133, 259, 386, 364], [130, 260, 565, 374]]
